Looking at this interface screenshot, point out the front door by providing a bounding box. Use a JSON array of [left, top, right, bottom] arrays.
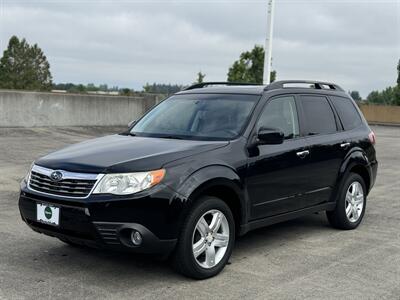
[[246, 95, 311, 220]]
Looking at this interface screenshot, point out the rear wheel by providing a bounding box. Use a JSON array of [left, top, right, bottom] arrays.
[[327, 173, 366, 230], [172, 196, 235, 279]]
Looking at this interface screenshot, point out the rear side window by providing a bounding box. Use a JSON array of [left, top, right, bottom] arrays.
[[330, 96, 362, 130], [300, 95, 337, 135]]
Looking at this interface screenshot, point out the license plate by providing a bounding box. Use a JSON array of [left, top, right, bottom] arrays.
[[37, 203, 60, 226]]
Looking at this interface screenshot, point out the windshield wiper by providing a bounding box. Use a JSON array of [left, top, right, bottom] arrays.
[[160, 135, 183, 140]]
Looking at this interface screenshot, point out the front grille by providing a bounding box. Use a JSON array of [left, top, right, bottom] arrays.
[[28, 166, 98, 198]]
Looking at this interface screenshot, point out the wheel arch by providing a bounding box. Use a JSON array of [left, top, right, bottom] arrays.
[[348, 165, 371, 194], [176, 165, 247, 236], [334, 149, 372, 201]]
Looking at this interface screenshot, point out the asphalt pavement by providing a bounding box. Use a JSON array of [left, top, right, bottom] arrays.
[[0, 125, 399, 299]]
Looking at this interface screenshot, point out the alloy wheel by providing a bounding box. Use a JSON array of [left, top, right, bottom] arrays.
[[192, 209, 230, 269], [345, 181, 364, 222]]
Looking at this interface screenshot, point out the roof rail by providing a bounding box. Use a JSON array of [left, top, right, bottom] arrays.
[[184, 82, 262, 91], [265, 80, 344, 92]]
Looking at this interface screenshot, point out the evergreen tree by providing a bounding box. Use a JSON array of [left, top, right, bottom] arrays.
[[0, 36, 52, 91], [195, 72, 206, 84]]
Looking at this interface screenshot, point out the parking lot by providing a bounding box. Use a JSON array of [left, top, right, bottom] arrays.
[[0, 125, 399, 299]]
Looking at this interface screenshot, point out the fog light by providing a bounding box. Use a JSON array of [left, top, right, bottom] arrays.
[[131, 231, 142, 246]]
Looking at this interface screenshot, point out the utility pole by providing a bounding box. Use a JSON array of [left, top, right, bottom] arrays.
[[263, 0, 275, 85]]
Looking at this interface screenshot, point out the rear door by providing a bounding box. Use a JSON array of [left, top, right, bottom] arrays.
[[297, 94, 350, 205]]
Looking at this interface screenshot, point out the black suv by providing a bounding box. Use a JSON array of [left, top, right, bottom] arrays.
[[19, 80, 377, 279]]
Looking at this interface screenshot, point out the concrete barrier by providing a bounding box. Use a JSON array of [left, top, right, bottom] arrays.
[[0, 90, 164, 127], [2, 90, 398, 127], [358, 104, 400, 126]]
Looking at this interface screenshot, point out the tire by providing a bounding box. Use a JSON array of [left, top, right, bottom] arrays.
[[172, 196, 235, 279], [327, 173, 367, 230]]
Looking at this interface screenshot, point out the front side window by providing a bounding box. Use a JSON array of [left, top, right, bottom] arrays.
[[330, 96, 362, 130], [131, 94, 260, 140], [256, 96, 300, 139], [300, 95, 337, 135]]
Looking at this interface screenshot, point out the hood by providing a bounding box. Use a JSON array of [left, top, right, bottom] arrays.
[[36, 134, 228, 174]]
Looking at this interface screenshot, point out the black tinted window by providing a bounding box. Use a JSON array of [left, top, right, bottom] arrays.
[[300, 95, 337, 135], [331, 96, 362, 130], [257, 96, 299, 139]]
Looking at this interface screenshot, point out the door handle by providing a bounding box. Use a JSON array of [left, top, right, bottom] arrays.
[[296, 150, 310, 158], [340, 142, 350, 148]]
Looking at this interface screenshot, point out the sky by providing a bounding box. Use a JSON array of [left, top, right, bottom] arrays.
[[0, 0, 399, 97]]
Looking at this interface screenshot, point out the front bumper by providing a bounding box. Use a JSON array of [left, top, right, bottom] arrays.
[[18, 182, 182, 254]]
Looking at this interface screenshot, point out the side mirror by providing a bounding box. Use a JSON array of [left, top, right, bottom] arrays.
[[257, 128, 284, 145], [128, 120, 137, 128]]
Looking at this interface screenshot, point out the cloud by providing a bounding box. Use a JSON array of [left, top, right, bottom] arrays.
[[1, 0, 399, 96]]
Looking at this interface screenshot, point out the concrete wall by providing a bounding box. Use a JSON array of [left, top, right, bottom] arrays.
[[2, 90, 398, 127], [358, 104, 400, 125], [0, 90, 164, 127]]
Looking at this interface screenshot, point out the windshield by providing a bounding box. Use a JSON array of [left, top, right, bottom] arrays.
[[131, 94, 260, 140]]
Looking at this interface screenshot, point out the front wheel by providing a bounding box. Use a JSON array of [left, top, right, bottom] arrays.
[[172, 196, 235, 279], [327, 173, 367, 230]]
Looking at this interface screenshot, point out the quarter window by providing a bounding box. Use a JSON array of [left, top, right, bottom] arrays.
[[300, 95, 337, 135], [330, 96, 362, 130], [256, 96, 299, 139]]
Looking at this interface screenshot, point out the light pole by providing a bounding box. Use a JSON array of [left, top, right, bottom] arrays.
[[263, 0, 275, 85]]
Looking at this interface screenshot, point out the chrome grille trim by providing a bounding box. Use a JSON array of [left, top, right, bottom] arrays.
[[28, 165, 103, 199]]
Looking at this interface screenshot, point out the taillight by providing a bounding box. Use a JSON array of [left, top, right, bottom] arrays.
[[368, 131, 376, 145]]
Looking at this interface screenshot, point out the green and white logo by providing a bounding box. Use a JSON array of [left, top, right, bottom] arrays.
[[44, 206, 52, 219]]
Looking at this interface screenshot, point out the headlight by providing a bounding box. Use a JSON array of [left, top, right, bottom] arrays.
[[23, 162, 34, 184], [93, 169, 165, 195]]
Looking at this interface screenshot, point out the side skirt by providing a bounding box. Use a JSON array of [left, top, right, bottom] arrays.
[[239, 202, 336, 236]]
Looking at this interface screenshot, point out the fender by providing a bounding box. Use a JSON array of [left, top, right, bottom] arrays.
[[331, 148, 372, 203], [174, 165, 248, 228]]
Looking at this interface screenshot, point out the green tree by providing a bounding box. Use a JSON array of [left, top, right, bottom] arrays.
[[367, 86, 397, 105], [393, 86, 400, 105], [195, 72, 206, 84], [120, 88, 133, 96], [227, 45, 276, 84], [0, 36, 52, 91], [143, 83, 183, 94], [99, 84, 108, 91], [397, 59, 400, 86], [365, 59, 400, 106], [86, 83, 99, 92], [349, 90, 361, 101]]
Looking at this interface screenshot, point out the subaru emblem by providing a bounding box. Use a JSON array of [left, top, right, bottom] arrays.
[[50, 171, 63, 182]]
